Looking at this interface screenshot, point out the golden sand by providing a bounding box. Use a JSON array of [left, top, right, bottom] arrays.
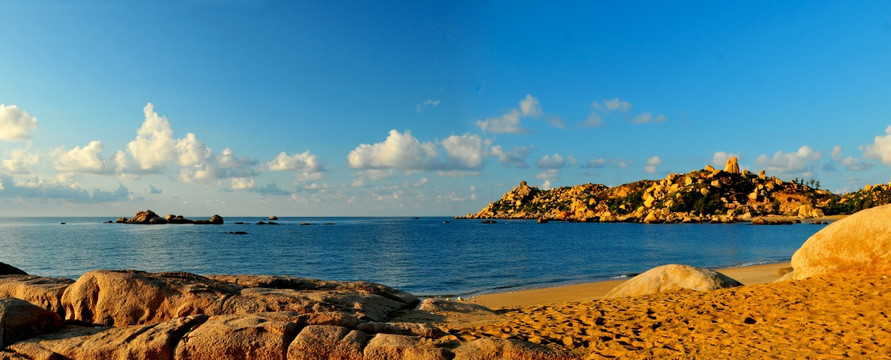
[[436, 263, 891, 358]]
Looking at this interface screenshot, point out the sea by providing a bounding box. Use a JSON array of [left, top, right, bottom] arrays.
[[0, 217, 826, 297]]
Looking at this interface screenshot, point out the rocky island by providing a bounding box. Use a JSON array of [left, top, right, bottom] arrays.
[[114, 210, 224, 225], [461, 157, 891, 223]]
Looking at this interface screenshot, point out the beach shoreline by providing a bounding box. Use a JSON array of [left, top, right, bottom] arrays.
[[469, 261, 793, 309]]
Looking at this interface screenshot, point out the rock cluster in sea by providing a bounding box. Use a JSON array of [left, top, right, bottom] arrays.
[[0, 265, 568, 359], [115, 210, 224, 225], [460, 158, 888, 223]]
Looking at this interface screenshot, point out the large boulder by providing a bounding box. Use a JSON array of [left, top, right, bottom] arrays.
[[174, 314, 298, 360], [6, 315, 207, 360], [0, 262, 27, 276], [61, 270, 418, 326], [363, 334, 451, 360], [125, 210, 167, 224], [723, 157, 740, 174], [604, 264, 742, 299], [791, 204, 891, 279], [194, 214, 224, 225], [287, 325, 368, 360], [0, 276, 74, 316], [0, 298, 63, 348]]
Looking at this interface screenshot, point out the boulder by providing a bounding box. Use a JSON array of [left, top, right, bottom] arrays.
[[0, 262, 27, 276], [0, 298, 63, 348], [723, 157, 740, 174], [7, 315, 207, 360], [61, 271, 417, 326], [125, 210, 167, 224], [363, 334, 450, 360], [791, 204, 891, 279], [288, 325, 368, 360], [194, 214, 224, 225], [268, 216, 278, 220], [174, 314, 298, 360], [0, 276, 74, 316], [604, 264, 742, 299]]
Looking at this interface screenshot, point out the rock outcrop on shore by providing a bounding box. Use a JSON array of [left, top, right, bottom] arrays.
[[115, 210, 224, 225], [791, 203, 891, 280], [0, 269, 569, 359], [460, 163, 884, 223], [603, 264, 742, 299]]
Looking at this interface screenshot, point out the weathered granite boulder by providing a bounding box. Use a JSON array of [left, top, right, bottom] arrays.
[[6, 315, 207, 360], [604, 264, 742, 299], [165, 214, 194, 224], [723, 157, 740, 174], [194, 214, 224, 225], [61, 271, 418, 326], [791, 204, 891, 279], [363, 334, 451, 360], [0, 298, 63, 348], [287, 325, 368, 360], [125, 210, 167, 224], [0, 276, 74, 316], [174, 314, 298, 360], [0, 262, 27, 276]]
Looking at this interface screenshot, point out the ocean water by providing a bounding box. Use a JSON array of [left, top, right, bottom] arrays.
[[0, 217, 825, 296]]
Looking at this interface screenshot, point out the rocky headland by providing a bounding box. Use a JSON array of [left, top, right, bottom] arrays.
[[461, 157, 889, 223]]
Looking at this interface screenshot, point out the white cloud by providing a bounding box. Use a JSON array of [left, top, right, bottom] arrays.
[[863, 125, 891, 165], [348, 130, 438, 169], [596, 98, 632, 113], [540, 180, 553, 190], [476, 109, 525, 134], [175, 133, 212, 167], [711, 151, 740, 168], [841, 157, 874, 171], [582, 112, 604, 127], [0, 105, 39, 141], [348, 130, 485, 172], [229, 177, 255, 190], [581, 158, 606, 169], [632, 113, 667, 124], [53, 140, 111, 174], [755, 146, 823, 175], [831, 145, 843, 162], [644, 155, 662, 174], [519, 94, 542, 117], [477, 94, 558, 133], [124, 103, 178, 171], [536, 153, 565, 169], [267, 150, 324, 172], [2, 148, 39, 174], [416, 99, 441, 114], [0, 175, 131, 203], [490, 145, 531, 168], [441, 134, 484, 169]]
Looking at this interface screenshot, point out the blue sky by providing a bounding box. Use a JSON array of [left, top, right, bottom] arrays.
[[1, 1, 891, 216]]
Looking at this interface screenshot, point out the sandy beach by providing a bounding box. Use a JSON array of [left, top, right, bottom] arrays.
[[470, 261, 793, 309], [426, 261, 891, 358]]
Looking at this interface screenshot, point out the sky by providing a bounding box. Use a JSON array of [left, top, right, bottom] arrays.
[[1, 1, 891, 217]]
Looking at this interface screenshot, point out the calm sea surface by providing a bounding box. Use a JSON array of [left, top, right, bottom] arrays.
[[0, 217, 825, 296]]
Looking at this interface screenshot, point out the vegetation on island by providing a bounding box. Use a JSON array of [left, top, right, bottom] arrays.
[[460, 158, 891, 224]]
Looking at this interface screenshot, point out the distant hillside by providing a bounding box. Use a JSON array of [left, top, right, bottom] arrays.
[[460, 158, 889, 223]]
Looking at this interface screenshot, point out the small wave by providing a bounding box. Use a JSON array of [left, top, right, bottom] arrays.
[[610, 273, 640, 279]]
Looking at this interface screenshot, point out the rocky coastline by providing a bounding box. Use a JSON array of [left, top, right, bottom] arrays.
[[460, 157, 890, 224]]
